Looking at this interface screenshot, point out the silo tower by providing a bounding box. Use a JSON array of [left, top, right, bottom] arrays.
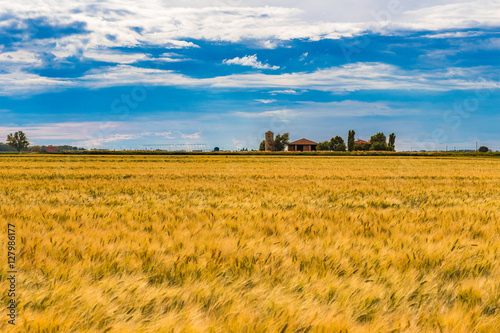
[[265, 131, 274, 152]]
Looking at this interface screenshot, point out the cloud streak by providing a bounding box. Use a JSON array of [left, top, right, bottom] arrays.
[[223, 55, 279, 70], [2, 62, 499, 96]]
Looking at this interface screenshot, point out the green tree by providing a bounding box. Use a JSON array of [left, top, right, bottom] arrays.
[[388, 133, 396, 151], [259, 140, 265, 151], [347, 130, 355, 151], [330, 136, 346, 151], [370, 132, 387, 144], [316, 141, 330, 151], [274, 132, 290, 152], [213, 147, 220, 152], [369, 132, 389, 151], [478, 146, 489, 153], [370, 142, 388, 151], [0, 143, 17, 152], [7, 131, 29, 153], [30, 145, 43, 152], [354, 143, 371, 151]]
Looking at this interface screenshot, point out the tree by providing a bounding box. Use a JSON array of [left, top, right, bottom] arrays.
[[370, 142, 387, 151], [316, 141, 330, 151], [478, 146, 489, 153], [388, 133, 396, 151], [369, 132, 388, 151], [330, 136, 346, 151], [362, 143, 371, 151], [213, 147, 220, 152], [6, 131, 29, 153], [347, 130, 355, 151], [354, 143, 371, 151], [0, 143, 17, 152], [370, 132, 387, 144], [259, 140, 265, 151], [274, 132, 290, 151], [30, 145, 43, 152]]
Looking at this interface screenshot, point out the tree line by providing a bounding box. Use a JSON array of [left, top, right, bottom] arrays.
[[30, 145, 85, 152], [317, 131, 396, 151], [259, 131, 396, 152], [1, 131, 83, 153], [1, 130, 492, 153]]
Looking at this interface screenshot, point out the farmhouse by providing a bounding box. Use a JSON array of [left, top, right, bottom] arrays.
[[354, 139, 369, 145], [45, 145, 57, 152], [288, 138, 318, 152]]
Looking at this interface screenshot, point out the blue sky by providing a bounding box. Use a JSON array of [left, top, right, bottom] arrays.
[[0, 0, 499, 151]]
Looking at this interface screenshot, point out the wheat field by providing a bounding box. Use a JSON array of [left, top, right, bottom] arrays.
[[0, 155, 499, 332]]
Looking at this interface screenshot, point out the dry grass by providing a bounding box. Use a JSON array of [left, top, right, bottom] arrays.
[[0, 155, 499, 332]]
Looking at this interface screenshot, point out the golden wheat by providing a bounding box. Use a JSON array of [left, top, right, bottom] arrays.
[[0, 155, 499, 332]]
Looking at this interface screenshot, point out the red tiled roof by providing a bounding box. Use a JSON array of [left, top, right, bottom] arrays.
[[354, 140, 369, 144], [289, 138, 318, 145]]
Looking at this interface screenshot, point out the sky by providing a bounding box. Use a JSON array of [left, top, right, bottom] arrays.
[[0, 0, 499, 151]]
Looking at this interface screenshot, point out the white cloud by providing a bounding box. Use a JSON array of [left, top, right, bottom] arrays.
[[0, 51, 41, 65], [234, 109, 294, 118], [83, 50, 149, 63], [140, 131, 176, 139], [452, 37, 500, 51], [1, 62, 499, 96], [233, 100, 417, 119], [422, 31, 487, 39], [2, 0, 500, 93], [90, 133, 140, 144], [0, 71, 74, 96], [395, 0, 500, 31], [269, 89, 301, 95], [0, 121, 120, 143], [259, 40, 279, 49], [0, 121, 204, 147], [2, 0, 500, 64], [177, 130, 202, 139], [223, 55, 279, 70], [231, 137, 247, 150], [206, 63, 500, 91], [255, 99, 276, 103]]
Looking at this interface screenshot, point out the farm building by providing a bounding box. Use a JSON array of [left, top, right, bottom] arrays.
[[45, 145, 57, 152], [265, 131, 274, 152], [354, 139, 369, 144], [288, 138, 318, 152]]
